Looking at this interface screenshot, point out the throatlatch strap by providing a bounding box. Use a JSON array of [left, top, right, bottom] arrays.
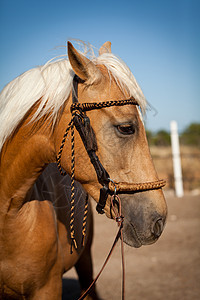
[[81, 194, 88, 247], [56, 116, 90, 253], [70, 121, 77, 252]]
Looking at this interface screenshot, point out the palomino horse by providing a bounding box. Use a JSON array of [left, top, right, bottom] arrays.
[[0, 41, 167, 299]]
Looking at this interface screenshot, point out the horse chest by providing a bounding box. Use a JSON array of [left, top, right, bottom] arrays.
[[0, 200, 63, 297]]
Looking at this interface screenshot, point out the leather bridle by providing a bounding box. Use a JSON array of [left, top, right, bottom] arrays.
[[57, 75, 165, 214], [56, 75, 166, 299]]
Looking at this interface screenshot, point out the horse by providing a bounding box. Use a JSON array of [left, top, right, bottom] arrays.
[[0, 41, 167, 299]]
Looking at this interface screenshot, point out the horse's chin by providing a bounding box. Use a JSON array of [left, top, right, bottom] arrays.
[[104, 207, 142, 248], [103, 205, 158, 248], [122, 222, 143, 248], [122, 220, 159, 248]]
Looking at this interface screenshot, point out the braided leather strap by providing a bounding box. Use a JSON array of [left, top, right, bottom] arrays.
[[56, 91, 166, 253], [69, 122, 78, 253], [56, 119, 74, 176], [81, 194, 89, 247], [71, 97, 138, 113], [109, 179, 166, 193]]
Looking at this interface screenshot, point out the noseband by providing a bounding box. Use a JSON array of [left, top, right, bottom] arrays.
[[56, 75, 166, 250]]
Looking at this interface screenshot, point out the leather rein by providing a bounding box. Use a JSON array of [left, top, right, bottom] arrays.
[[56, 75, 166, 299]]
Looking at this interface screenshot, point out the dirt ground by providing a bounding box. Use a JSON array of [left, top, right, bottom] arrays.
[[62, 194, 200, 300]]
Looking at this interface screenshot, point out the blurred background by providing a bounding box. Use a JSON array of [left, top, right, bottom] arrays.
[[0, 0, 199, 130], [1, 1, 200, 299], [1, 0, 199, 193]]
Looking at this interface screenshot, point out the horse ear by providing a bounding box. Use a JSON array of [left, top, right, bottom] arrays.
[[99, 41, 112, 55], [68, 41, 102, 82]]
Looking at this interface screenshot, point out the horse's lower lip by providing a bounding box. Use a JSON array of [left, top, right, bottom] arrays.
[[130, 223, 142, 247], [104, 207, 143, 247], [129, 222, 159, 246], [122, 221, 142, 248]]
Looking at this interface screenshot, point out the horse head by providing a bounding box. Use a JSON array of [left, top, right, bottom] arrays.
[[54, 41, 167, 248]]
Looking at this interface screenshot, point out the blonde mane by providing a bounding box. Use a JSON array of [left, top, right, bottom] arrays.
[[0, 43, 146, 151]]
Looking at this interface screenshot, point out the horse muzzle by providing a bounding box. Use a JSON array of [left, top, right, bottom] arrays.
[[110, 190, 167, 248], [122, 216, 166, 248]]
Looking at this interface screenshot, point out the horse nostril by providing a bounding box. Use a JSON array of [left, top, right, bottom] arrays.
[[152, 218, 164, 238]]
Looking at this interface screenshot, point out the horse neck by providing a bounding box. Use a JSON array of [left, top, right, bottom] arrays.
[[0, 123, 56, 215]]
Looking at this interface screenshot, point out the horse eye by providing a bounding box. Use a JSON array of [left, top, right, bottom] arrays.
[[116, 124, 135, 135]]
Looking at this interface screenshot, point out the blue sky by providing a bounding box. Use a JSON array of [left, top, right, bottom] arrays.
[[0, 0, 199, 132]]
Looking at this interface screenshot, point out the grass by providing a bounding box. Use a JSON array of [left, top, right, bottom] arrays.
[[150, 146, 200, 192]]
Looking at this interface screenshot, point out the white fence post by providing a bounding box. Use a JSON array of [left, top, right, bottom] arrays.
[[170, 121, 184, 197]]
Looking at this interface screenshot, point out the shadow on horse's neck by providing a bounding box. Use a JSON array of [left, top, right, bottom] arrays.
[[0, 115, 57, 214]]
